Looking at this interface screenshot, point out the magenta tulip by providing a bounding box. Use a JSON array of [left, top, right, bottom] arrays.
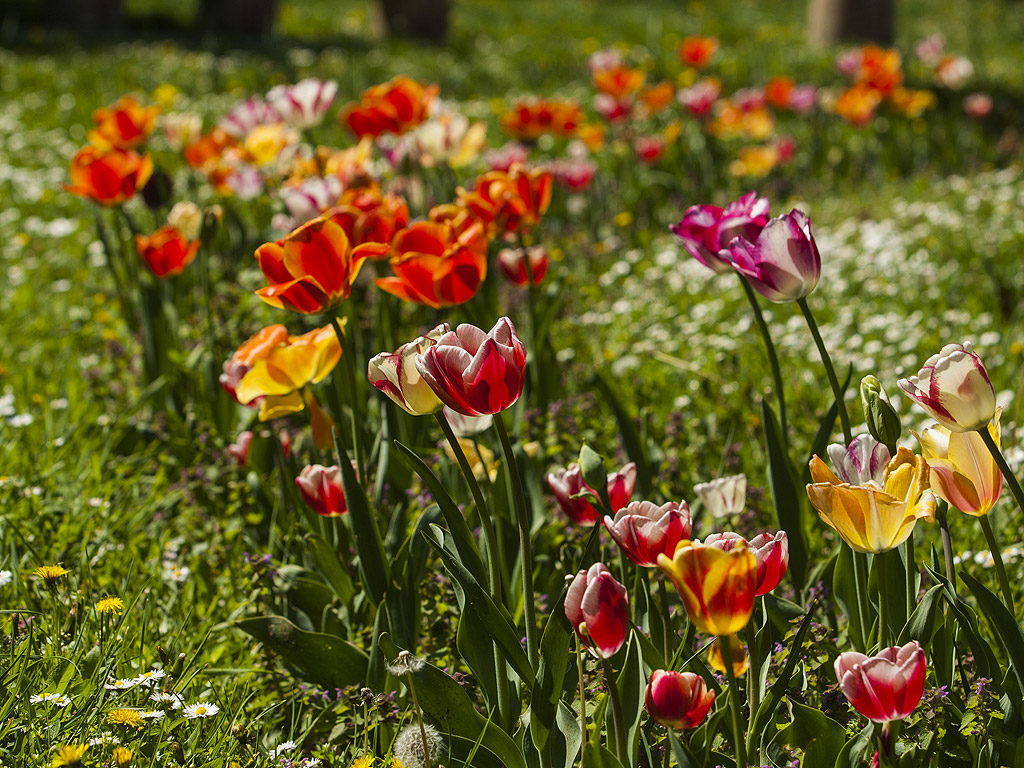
[[547, 461, 637, 525], [565, 563, 630, 659], [670, 191, 770, 273], [835, 641, 927, 723], [722, 209, 821, 302]]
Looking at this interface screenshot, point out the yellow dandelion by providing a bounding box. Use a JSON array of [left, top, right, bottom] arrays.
[[349, 756, 375, 768], [51, 744, 88, 767], [390, 759, 407, 768], [34, 565, 70, 583], [96, 596, 125, 615], [113, 746, 134, 766], [106, 708, 145, 729]]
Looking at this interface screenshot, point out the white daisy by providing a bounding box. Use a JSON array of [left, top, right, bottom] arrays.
[[104, 678, 139, 691], [30, 692, 70, 707], [88, 734, 121, 747], [0, 570, 12, 587], [271, 741, 298, 757], [140, 710, 166, 720], [150, 692, 185, 709], [183, 701, 220, 719], [52, 695, 71, 708], [133, 669, 166, 687], [164, 565, 191, 583]]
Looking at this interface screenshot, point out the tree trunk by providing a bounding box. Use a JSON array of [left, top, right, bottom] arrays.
[[379, 0, 449, 41], [807, 0, 894, 47]]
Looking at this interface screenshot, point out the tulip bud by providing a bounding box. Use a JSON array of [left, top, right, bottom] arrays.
[[644, 670, 715, 729], [897, 342, 996, 433], [295, 464, 347, 517], [564, 563, 630, 659], [835, 641, 927, 723], [860, 376, 901, 452]]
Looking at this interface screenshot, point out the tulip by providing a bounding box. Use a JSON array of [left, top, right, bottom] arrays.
[[484, 142, 531, 173], [703, 530, 789, 595], [670, 192, 769, 274], [227, 431, 253, 466], [826, 434, 891, 486], [677, 35, 718, 69], [167, 201, 203, 241], [500, 99, 583, 141], [592, 66, 645, 99], [88, 95, 159, 149], [341, 76, 438, 138], [917, 410, 1003, 516], [415, 318, 526, 417], [218, 96, 281, 138], [835, 641, 926, 723], [64, 145, 154, 206], [275, 176, 344, 232], [497, 246, 549, 286], [331, 186, 410, 248], [564, 563, 630, 659], [914, 34, 946, 67], [963, 93, 993, 119], [161, 112, 203, 151], [134, 226, 200, 278], [442, 437, 499, 482], [658, 539, 757, 636], [635, 136, 665, 164], [644, 670, 715, 729], [934, 56, 973, 89], [693, 473, 746, 519], [677, 77, 721, 118], [547, 461, 637, 525], [368, 324, 451, 416], [375, 220, 488, 309], [603, 501, 691, 567], [254, 210, 389, 314], [266, 78, 338, 130], [296, 464, 347, 517], [721, 209, 821, 302], [233, 325, 342, 422], [897, 342, 996, 433], [708, 634, 749, 677], [460, 165, 553, 234], [806, 447, 936, 554], [594, 92, 633, 123], [548, 157, 597, 192], [220, 324, 290, 406], [400, 112, 488, 169]]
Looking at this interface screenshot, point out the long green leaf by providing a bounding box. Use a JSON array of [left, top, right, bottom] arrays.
[[960, 570, 1024, 693], [531, 588, 573, 752], [237, 615, 368, 688], [614, 631, 645, 765], [591, 373, 653, 495], [306, 532, 354, 606], [762, 400, 807, 590], [769, 700, 845, 767]]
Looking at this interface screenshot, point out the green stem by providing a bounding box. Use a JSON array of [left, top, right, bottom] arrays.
[[329, 314, 366, 486], [719, 633, 747, 768], [600, 657, 628, 766], [903, 536, 916, 625], [493, 412, 539, 669], [658, 577, 672, 661], [978, 514, 1015, 614], [979, 425, 1024, 518], [796, 297, 852, 443], [744, 615, 761, 758], [850, 547, 870, 650], [738, 273, 787, 439], [406, 676, 432, 768], [877, 550, 891, 648], [577, 640, 588, 767]]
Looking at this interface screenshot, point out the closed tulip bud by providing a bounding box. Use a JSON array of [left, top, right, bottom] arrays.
[[368, 324, 451, 416], [644, 670, 715, 729], [295, 464, 347, 517], [861, 376, 901, 452], [415, 318, 527, 417], [897, 341, 996, 433], [603, 500, 692, 567], [564, 563, 630, 659], [722, 208, 820, 302], [835, 641, 926, 723]]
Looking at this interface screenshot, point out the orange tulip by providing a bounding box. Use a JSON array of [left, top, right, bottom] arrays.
[[764, 76, 796, 110], [917, 410, 1003, 517], [678, 36, 718, 69], [64, 145, 154, 206], [460, 165, 553, 234], [255, 210, 390, 314], [134, 226, 200, 278], [500, 99, 583, 141], [858, 45, 903, 95], [375, 220, 487, 308], [330, 186, 409, 251], [658, 539, 756, 636], [834, 84, 883, 126], [341, 76, 439, 138], [639, 81, 676, 115], [593, 66, 646, 99], [88, 96, 160, 149]]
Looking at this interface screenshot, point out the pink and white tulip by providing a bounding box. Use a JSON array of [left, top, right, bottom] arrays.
[[603, 500, 692, 567], [296, 464, 347, 517], [722, 209, 820, 302], [368, 324, 451, 416], [897, 341, 996, 432], [694, 474, 746, 519], [703, 530, 789, 595], [565, 563, 630, 659], [835, 641, 927, 723], [827, 434, 891, 486], [266, 78, 339, 130]]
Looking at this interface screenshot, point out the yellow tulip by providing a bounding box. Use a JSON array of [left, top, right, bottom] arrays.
[[806, 447, 936, 554], [917, 409, 1003, 517], [657, 539, 756, 636], [235, 325, 341, 421]]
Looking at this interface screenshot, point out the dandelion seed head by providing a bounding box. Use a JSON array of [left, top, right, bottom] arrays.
[[393, 724, 443, 768], [386, 650, 425, 676]]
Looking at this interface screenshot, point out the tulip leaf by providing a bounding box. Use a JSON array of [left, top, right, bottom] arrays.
[[305, 532, 354, 606], [751, 601, 816, 741], [612, 631, 644, 765], [424, 524, 536, 687], [457, 605, 501, 712], [831, 545, 865, 650], [960, 570, 1024, 693], [541, 700, 582, 768], [591, 373, 653, 496], [333, 430, 389, 605], [582, 742, 626, 768], [667, 730, 702, 768], [236, 615, 367, 688], [926, 565, 999, 681], [899, 583, 944, 646], [394, 439, 488, 587], [833, 723, 874, 768], [769, 699, 846, 767], [761, 400, 807, 590], [377, 633, 528, 768], [531, 588, 573, 752]]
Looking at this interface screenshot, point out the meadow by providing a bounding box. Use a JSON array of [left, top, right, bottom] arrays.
[[2, 0, 1024, 766]]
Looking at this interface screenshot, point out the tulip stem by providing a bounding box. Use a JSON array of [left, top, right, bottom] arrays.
[[744, 615, 761, 759], [877, 551, 891, 648], [658, 577, 672, 660], [979, 425, 1024, 521], [978, 514, 1015, 614], [330, 314, 366, 486], [738, 274, 788, 440], [600, 657, 628, 767], [577, 639, 587, 766], [936, 502, 956, 589], [851, 549, 870, 651], [796, 298, 852, 444], [719, 633, 748, 768], [493, 412, 539, 669], [903, 537, 916, 626]]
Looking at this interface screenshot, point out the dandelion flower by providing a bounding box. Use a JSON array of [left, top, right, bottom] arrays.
[[393, 724, 443, 768], [33, 565, 70, 583], [106, 708, 145, 728], [183, 701, 220, 719], [113, 746, 134, 766], [51, 744, 88, 767], [96, 596, 125, 615], [349, 756, 375, 768]]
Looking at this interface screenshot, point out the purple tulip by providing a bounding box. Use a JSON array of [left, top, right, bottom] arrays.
[[722, 209, 821, 302], [670, 191, 770, 273]]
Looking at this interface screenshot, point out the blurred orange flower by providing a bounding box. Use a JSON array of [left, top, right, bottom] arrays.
[[65, 145, 154, 206], [330, 186, 410, 250], [593, 66, 646, 99], [639, 81, 676, 115], [341, 76, 438, 138], [764, 76, 795, 110], [459, 164, 553, 234], [88, 96, 160, 149], [134, 226, 200, 277], [858, 45, 903, 95], [889, 87, 936, 118], [678, 35, 718, 69], [835, 84, 883, 126], [501, 99, 583, 141]]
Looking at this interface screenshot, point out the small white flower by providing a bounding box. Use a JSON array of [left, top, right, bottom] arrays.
[[0, 570, 12, 587], [141, 710, 166, 720], [30, 692, 70, 707], [104, 678, 140, 691], [303, 760, 322, 767], [271, 740, 298, 757], [164, 565, 191, 583], [8, 413, 34, 428], [150, 692, 185, 709], [133, 669, 166, 687], [88, 734, 121, 747], [52, 695, 71, 708], [183, 701, 220, 719]]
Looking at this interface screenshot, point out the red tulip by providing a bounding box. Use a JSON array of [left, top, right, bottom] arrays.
[[547, 461, 637, 525], [295, 464, 347, 517], [341, 76, 438, 139], [497, 245, 549, 286], [88, 95, 159, 149], [227, 430, 253, 466], [134, 226, 200, 278], [414, 318, 526, 417], [565, 563, 630, 659], [65, 145, 154, 206], [703, 530, 789, 595], [645, 670, 715, 729], [603, 501, 692, 567], [834, 641, 926, 723]]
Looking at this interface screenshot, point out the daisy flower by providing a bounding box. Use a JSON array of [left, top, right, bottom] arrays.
[[150, 692, 185, 709], [164, 565, 190, 583], [271, 740, 298, 757], [183, 701, 220, 719], [133, 669, 166, 687], [31, 693, 71, 707], [104, 678, 140, 691], [140, 710, 166, 721], [87, 734, 121, 747], [0, 569, 12, 587]]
